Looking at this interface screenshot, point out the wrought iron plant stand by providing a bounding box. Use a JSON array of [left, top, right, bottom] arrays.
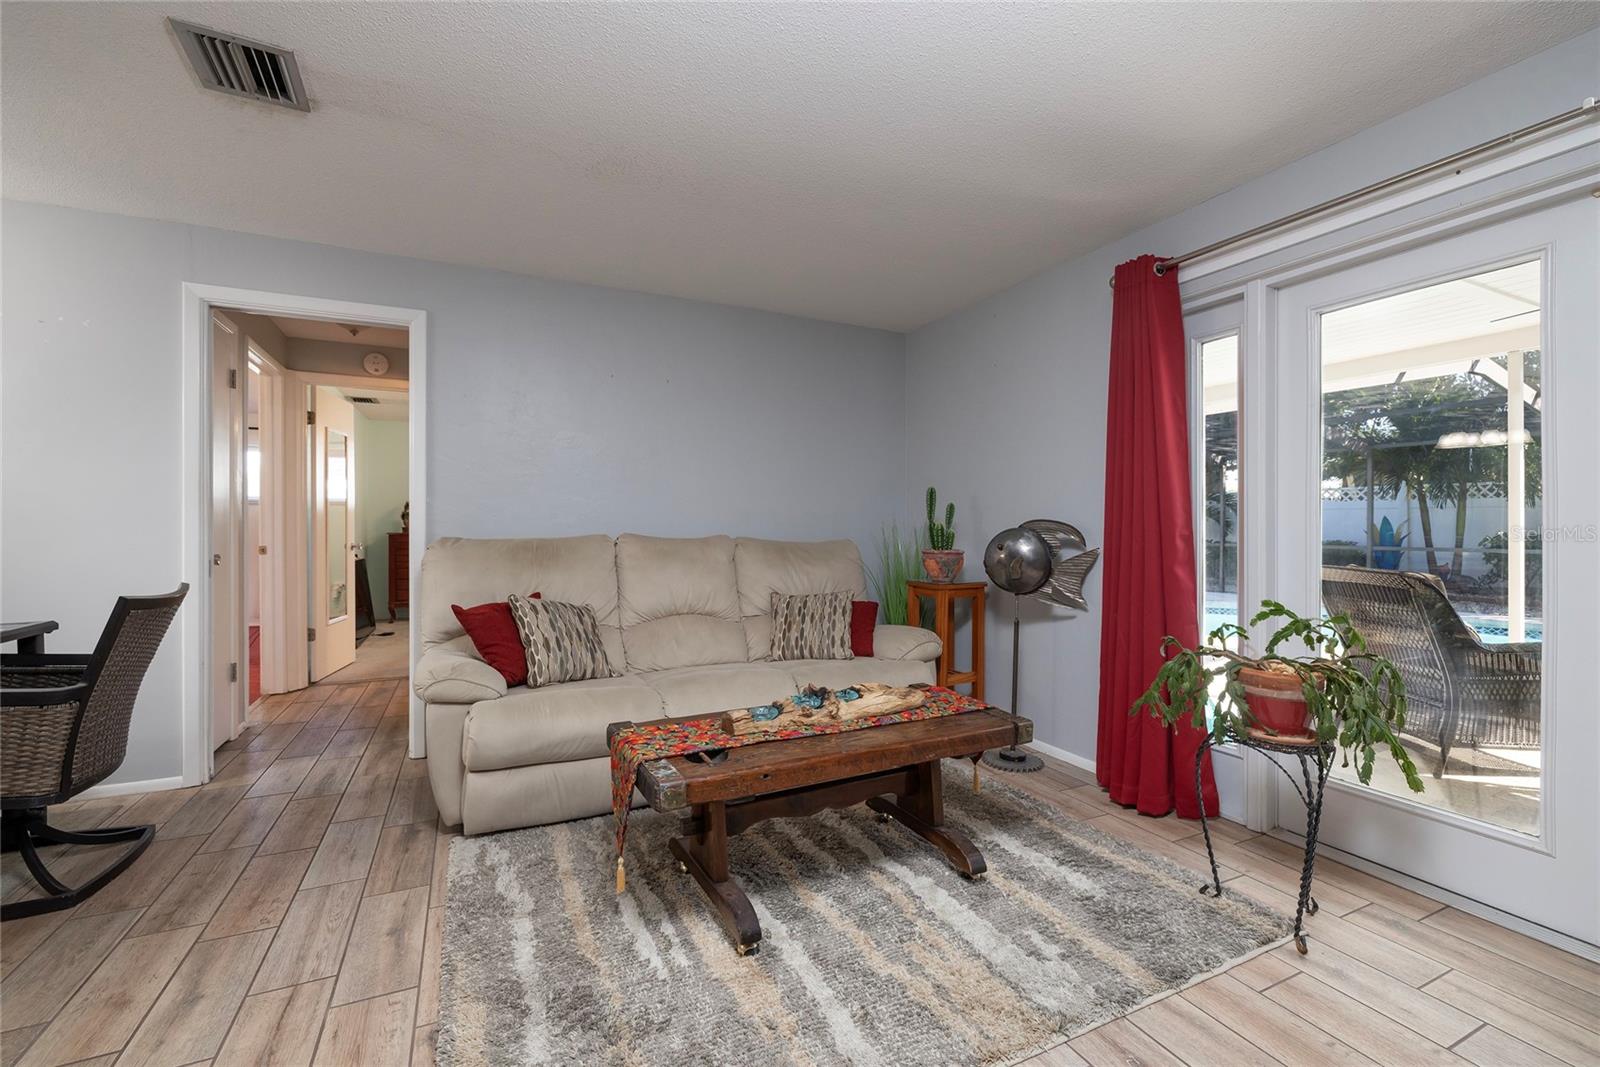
[[1194, 727, 1334, 954]]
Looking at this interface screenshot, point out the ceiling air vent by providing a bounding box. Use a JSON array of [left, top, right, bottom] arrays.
[[170, 19, 309, 112], [348, 396, 380, 405]]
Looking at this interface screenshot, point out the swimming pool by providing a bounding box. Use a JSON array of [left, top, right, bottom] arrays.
[[1201, 602, 1543, 645]]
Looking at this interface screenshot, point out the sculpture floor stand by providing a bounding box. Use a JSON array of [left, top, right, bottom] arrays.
[[981, 598, 1043, 772], [981, 746, 1043, 772]]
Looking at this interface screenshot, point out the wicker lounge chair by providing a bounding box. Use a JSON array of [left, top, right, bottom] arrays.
[[1, 585, 187, 919], [1321, 566, 1539, 777]]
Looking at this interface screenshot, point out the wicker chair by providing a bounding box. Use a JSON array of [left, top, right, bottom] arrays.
[[1321, 566, 1539, 777], [1, 585, 187, 919]]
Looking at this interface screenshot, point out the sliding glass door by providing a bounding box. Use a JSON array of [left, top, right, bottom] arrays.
[[1185, 299, 1247, 817], [1318, 261, 1544, 831], [1268, 200, 1597, 944]]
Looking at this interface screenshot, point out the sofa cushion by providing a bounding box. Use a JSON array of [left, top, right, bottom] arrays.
[[508, 594, 617, 687], [452, 597, 535, 686], [872, 624, 943, 662], [851, 601, 877, 657], [419, 535, 623, 668], [638, 662, 800, 719], [735, 538, 867, 660], [769, 591, 854, 661], [616, 534, 747, 672], [781, 657, 937, 691], [462, 675, 664, 771]]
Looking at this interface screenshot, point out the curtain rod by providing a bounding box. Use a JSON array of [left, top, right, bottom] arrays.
[[1109, 97, 1598, 288]]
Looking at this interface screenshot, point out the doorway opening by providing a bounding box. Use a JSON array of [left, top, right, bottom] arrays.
[[322, 381, 412, 686], [186, 285, 427, 784]]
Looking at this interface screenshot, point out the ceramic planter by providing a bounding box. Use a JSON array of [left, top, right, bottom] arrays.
[[1239, 665, 1317, 738], [920, 549, 964, 583]]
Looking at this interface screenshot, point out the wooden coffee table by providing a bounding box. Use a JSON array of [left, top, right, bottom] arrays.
[[607, 705, 1032, 954]]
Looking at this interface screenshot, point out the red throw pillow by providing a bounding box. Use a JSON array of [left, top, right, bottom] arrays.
[[452, 592, 540, 686], [850, 600, 877, 657]]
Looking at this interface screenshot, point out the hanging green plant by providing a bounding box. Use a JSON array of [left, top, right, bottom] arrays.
[[1132, 600, 1424, 792]]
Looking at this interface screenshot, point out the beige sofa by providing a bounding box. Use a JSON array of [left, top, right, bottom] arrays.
[[414, 534, 943, 834]]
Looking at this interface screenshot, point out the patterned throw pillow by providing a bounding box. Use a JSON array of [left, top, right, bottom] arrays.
[[769, 591, 854, 662], [507, 593, 616, 688]]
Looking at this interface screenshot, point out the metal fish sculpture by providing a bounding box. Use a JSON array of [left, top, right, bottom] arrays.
[[1019, 519, 1101, 611]]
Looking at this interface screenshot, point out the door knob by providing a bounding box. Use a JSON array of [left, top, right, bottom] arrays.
[[212, 553, 222, 566]]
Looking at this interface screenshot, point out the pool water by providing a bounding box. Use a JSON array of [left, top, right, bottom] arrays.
[[1202, 604, 1543, 645]]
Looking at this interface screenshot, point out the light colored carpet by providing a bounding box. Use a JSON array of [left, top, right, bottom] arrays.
[[439, 762, 1287, 1066]]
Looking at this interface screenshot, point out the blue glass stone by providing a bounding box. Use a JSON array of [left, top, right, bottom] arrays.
[[795, 691, 825, 709], [751, 704, 781, 721], [838, 688, 861, 702]]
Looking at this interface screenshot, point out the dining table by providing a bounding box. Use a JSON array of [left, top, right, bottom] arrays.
[[1, 620, 59, 654]]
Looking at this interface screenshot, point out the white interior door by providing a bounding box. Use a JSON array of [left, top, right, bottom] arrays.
[[311, 386, 357, 680], [1268, 197, 1598, 945], [210, 311, 246, 753]]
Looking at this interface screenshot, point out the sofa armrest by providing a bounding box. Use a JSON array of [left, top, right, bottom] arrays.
[[873, 624, 942, 662], [414, 645, 507, 704]]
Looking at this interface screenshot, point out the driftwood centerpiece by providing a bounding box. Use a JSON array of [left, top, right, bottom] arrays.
[[720, 683, 927, 737]]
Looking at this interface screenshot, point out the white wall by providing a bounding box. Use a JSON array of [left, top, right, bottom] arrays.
[[904, 30, 1598, 777], [1, 209, 906, 785]]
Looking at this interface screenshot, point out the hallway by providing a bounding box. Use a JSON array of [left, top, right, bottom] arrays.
[[327, 621, 410, 685]]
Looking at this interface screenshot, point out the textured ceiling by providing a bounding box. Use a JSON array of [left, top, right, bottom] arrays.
[[4, 2, 1595, 330]]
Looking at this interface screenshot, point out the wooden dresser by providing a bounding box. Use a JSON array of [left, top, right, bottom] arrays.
[[387, 531, 409, 622]]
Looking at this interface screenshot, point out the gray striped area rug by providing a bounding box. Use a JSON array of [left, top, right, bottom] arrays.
[[438, 763, 1286, 1066]]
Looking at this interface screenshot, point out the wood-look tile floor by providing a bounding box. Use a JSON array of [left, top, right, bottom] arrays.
[[2, 676, 1596, 1067], [1, 678, 441, 1067]]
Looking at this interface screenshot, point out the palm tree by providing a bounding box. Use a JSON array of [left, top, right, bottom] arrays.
[[1203, 410, 1238, 592], [1323, 364, 1542, 578]]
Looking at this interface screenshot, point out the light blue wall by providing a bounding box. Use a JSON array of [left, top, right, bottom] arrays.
[[0, 209, 906, 784], [3, 28, 1592, 788], [904, 29, 1599, 770]]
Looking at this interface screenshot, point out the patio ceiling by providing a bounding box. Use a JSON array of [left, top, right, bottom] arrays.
[[1203, 261, 1542, 415]]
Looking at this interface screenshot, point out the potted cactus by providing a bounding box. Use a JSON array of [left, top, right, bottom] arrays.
[[920, 487, 963, 582]]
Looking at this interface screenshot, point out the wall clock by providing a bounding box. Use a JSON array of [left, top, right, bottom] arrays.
[[362, 351, 391, 376]]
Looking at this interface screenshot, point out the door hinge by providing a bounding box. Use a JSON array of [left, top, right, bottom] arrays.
[[258, 545, 269, 555], [307, 627, 317, 642], [228, 368, 238, 389], [228, 661, 238, 682], [307, 410, 316, 425]]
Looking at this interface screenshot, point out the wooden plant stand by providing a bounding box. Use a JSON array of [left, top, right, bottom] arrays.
[[906, 580, 986, 698], [613, 706, 1029, 955]]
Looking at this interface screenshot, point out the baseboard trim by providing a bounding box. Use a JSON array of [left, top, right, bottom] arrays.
[[76, 776, 185, 800], [1273, 830, 1600, 961], [1026, 739, 1096, 776]]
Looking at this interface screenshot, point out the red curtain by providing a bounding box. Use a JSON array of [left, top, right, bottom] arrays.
[[1096, 255, 1218, 819]]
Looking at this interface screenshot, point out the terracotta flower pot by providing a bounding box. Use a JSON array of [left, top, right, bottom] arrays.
[[1239, 665, 1318, 738], [920, 549, 964, 583]]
